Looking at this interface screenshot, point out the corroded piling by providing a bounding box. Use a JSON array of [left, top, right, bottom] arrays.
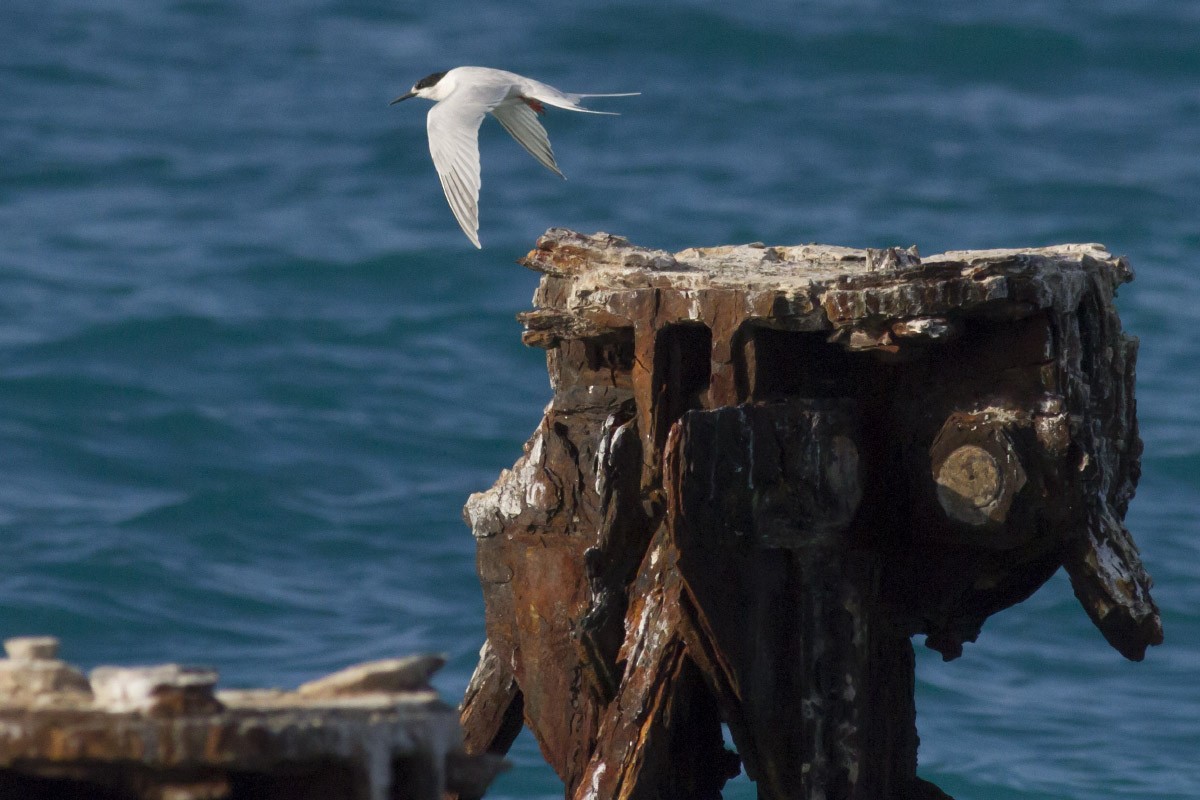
[[0, 638, 506, 800], [459, 230, 1161, 799]]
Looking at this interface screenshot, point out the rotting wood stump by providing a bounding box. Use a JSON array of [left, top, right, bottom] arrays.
[[458, 229, 1162, 800]]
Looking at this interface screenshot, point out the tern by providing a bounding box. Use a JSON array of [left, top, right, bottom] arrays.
[[391, 67, 638, 248]]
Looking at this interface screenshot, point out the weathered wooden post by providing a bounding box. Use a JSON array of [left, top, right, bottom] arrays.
[[459, 230, 1162, 799]]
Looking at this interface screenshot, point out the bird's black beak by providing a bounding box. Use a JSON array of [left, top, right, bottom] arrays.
[[389, 91, 417, 106]]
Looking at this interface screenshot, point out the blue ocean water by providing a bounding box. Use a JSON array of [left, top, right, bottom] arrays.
[[1, 1, 1197, 797]]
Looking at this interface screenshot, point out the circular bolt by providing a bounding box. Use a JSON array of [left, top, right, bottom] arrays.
[[930, 420, 1027, 530], [935, 445, 1003, 516]]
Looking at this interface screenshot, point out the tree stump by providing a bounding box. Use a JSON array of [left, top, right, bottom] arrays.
[[459, 230, 1162, 799]]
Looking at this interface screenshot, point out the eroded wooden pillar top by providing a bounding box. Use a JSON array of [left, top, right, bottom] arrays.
[[518, 228, 1129, 349], [511, 228, 1158, 663]]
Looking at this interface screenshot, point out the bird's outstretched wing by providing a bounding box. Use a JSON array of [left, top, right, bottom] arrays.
[[426, 85, 506, 248], [491, 101, 564, 178]]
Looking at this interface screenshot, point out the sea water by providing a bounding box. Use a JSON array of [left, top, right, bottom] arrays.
[[1, 2, 1197, 797]]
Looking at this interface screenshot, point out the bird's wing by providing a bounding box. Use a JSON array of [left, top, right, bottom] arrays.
[[426, 86, 506, 248], [491, 101, 564, 178]]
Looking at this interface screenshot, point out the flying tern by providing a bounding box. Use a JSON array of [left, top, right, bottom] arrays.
[[391, 66, 638, 248]]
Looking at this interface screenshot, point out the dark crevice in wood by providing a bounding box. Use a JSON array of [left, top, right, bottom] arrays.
[[653, 323, 712, 442], [736, 325, 879, 402]]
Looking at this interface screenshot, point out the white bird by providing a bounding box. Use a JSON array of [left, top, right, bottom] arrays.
[[391, 66, 638, 248]]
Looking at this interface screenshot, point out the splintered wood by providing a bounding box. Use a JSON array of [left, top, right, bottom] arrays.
[[460, 229, 1162, 800]]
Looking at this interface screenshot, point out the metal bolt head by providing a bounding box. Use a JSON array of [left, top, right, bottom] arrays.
[[929, 414, 1029, 536]]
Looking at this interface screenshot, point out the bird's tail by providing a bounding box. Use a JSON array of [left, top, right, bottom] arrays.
[[532, 90, 640, 115], [573, 92, 640, 114]]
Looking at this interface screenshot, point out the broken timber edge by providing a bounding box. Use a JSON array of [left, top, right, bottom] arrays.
[[458, 229, 1161, 800]]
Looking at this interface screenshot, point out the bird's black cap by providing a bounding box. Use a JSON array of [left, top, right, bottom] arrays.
[[415, 70, 448, 90], [391, 71, 449, 105]]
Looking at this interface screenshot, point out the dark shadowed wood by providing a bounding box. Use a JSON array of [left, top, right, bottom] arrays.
[[572, 520, 738, 800], [666, 402, 918, 799]]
